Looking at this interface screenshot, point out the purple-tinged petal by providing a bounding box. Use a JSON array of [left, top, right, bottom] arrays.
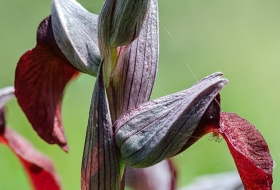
[[15, 17, 79, 151], [126, 159, 177, 190], [0, 127, 61, 190], [81, 64, 121, 190], [51, 0, 101, 76], [114, 72, 228, 167], [108, 0, 159, 121]]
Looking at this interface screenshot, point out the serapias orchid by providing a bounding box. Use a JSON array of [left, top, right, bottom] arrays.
[[13, 0, 273, 189], [0, 87, 61, 190]]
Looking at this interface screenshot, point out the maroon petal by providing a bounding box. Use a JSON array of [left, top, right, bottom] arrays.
[[15, 17, 79, 151], [125, 159, 177, 190], [0, 127, 61, 190], [215, 112, 273, 190], [81, 64, 121, 190]]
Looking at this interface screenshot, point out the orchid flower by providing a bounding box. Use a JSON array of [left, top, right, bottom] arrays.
[[13, 0, 273, 189], [0, 87, 61, 190]]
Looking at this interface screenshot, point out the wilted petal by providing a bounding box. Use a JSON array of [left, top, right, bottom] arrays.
[[15, 17, 79, 151], [0, 127, 61, 190], [126, 159, 177, 190], [114, 72, 228, 167], [214, 112, 273, 190], [81, 64, 121, 190], [52, 0, 101, 76], [108, 0, 158, 121]]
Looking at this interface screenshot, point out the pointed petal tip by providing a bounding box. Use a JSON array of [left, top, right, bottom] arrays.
[[207, 72, 224, 78], [61, 144, 68, 153], [220, 78, 229, 87]]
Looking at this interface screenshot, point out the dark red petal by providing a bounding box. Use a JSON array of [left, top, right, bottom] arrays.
[[0, 127, 61, 190], [81, 64, 121, 190], [216, 112, 273, 190], [15, 17, 79, 150], [125, 159, 177, 190]]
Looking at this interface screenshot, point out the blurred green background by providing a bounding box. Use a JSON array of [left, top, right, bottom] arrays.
[[0, 0, 279, 189]]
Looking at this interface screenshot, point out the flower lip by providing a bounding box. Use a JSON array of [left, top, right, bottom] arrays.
[[14, 17, 79, 151]]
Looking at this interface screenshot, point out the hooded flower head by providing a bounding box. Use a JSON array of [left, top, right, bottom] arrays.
[[13, 0, 273, 189]]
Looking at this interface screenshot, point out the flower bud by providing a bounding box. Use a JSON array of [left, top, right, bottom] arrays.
[[99, 0, 150, 49]]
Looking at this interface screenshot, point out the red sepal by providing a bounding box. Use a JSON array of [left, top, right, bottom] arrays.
[[216, 112, 273, 190], [0, 127, 61, 190], [15, 17, 79, 150]]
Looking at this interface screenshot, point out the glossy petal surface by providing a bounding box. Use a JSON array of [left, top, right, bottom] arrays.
[[81, 65, 121, 190], [15, 17, 79, 150]]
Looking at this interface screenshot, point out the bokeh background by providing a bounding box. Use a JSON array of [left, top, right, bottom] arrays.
[[0, 0, 279, 189]]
